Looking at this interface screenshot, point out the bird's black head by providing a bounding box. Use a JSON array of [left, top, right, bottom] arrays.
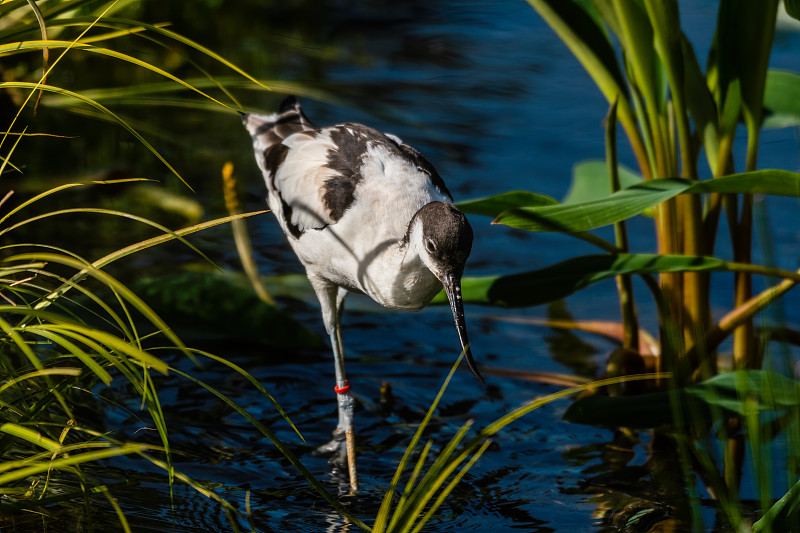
[[413, 201, 473, 278], [410, 201, 482, 383]]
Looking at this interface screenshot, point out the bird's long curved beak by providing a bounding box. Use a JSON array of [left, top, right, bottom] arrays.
[[442, 272, 484, 384]]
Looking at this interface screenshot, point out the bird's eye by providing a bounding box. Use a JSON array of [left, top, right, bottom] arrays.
[[425, 239, 436, 253]]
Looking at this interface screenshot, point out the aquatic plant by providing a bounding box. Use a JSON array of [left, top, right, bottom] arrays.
[[454, 1, 800, 529], [0, 1, 320, 529]]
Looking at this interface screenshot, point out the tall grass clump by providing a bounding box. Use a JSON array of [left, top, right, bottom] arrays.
[[454, 1, 800, 529], [0, 0, 343, 529]]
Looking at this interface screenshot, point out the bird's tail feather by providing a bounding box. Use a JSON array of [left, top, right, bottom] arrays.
[[242, 95, 316, 147]]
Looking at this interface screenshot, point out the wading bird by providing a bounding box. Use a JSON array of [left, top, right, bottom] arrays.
[[242, 97, 482, 492]]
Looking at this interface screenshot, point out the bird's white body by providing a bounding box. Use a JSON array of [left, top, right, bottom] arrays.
[[247, 119, 450, 312], [243, 97, 479, 493]]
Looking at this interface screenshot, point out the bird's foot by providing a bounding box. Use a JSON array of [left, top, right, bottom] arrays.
[[313, 428, 347, 467]]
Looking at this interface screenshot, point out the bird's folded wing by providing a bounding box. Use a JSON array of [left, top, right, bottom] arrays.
[[272, 133, 340, 232]]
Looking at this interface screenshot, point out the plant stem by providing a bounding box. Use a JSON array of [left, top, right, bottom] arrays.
[[689, 269, 799, 366], [605, 99, 638, 351]]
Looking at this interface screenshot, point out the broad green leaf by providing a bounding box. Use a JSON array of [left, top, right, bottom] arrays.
[[737, 1, 779, 134], [687, 370, 800, 414], [715, 0, 779, 140], [495, 170, 800, 232], [441, 253, 800, 308], [562, 160, 643, 204], [681, 34, 720, 173], [763, 70, 800, 129], [495, 177, 689, 232], [565, 370, 800, 428], [615, 0, 663, 113], [457, 191, 557, 218], [688, 169, 800, 196], [786, 0, 800, 21], [587, 0, 620, 37]]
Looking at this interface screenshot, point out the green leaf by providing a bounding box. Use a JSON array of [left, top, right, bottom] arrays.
[[562, 160, 644, 204], [681, 34, 720, 172], [495, 170, 800, 232], [0, 81, 187, 189], [457, 191, 558, 218], [715, 0, 779, 137], [615, 0, 663, 113], [754, 477, 800, 532], [786, 0, 800, 21], [763, 70, 800, 129], [444, 253, 800, 308], [495, 177, 690, 232], [687, 370, 800, 414], [565, 370, 800, 428], [0, 423, 63, 452], [0, 444, 150, 486]]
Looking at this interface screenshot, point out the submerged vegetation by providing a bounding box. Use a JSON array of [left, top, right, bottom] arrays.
[[2, 0, 800, 531]]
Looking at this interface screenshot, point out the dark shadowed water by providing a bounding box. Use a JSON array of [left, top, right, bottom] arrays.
[[6, 0, 800, 531]]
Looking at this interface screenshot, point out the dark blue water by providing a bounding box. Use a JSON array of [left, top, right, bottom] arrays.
[[12, 0, 800, 531]]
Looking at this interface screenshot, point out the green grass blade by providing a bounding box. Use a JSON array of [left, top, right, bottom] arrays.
[[0, 40, 231, 108], [23, 326, 113, 385], [526, 0, 628, 108], [754, 475, 800, 531], [0, 368, 81, 395], [43, 16, 272, 94], [43, 324, 168, 374], [0, 423, 63, 452], [389, 421, 475, 532], [408, 440, 492, 533], [9, 252, 187, 360], [373, 351, 465, 533], [33, 212, 265, 311], [389, 439, 433, 528], [0, 206, 216, 268], [0, 81, 188, 189], [0, 444, 150, 486], [2, 258, 139, 340], [0, 182, 87, 227], [98, 485, 132, 533]]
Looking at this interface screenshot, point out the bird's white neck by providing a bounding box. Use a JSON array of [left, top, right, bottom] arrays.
[[357, 225, 440, 311]]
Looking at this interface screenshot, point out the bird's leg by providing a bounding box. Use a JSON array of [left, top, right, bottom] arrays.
[[332, 287, 357, 493], [311, 280, 358, 493]]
